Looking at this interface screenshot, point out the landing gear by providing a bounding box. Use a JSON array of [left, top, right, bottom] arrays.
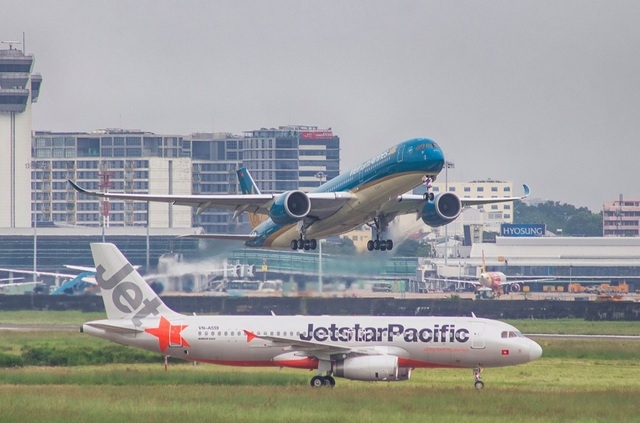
[[310, 359, 335, 388], [366, 214, 394, 252], [290, 237, 318, 251], [473, 366, 484, 389], [310, 375, 335, 388], [290, 221, 318, 251], [366, 239, 394, 251]]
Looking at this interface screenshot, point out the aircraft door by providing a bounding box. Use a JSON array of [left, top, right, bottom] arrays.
[[396, 145, 404, 163], [169, 324, 185, 347], [470, 322, 485, 349]]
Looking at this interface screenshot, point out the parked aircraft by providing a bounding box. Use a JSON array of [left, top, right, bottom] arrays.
[[0, 267, 96, 295], [440, 252, 554, 297], [69, 138, 530, 252], [82, 243, 542, 389]]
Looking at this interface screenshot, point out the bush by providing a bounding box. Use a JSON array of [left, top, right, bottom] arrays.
[[17, 344, 167, 367], [0, 352, 24, 367]]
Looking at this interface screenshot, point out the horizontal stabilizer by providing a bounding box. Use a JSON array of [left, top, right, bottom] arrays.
[[83, 321, 144, 334]]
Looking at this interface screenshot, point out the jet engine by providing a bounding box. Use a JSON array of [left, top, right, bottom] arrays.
[[269, 191, 311, 224], [333, 355, 411, 382], [421, 192, 462, 227]]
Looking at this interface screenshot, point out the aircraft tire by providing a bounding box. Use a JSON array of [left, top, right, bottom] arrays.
[[310, 376, 324, 388], [310, 239, 317, 250], [323, 376, 336, 387], [386, 240, 393, 250], [367, 240, 374, 251], [474, 380, 485, 389]]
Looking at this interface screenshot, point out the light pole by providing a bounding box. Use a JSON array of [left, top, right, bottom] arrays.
[[315, 172, 326, 187], [444, 161, 455, 266]]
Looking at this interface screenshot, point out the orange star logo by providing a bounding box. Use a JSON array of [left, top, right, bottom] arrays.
[[145, 316, 190, 352]]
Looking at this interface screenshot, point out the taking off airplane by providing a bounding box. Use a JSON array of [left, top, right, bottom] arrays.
[[69, 138, 530, 252], [82, 243, 543, 389]]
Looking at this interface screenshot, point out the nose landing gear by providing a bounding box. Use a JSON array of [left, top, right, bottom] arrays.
[[473, 366, 484, 389]]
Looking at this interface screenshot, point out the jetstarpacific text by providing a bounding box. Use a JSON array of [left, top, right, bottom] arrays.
[[300, 323, 470, 343]]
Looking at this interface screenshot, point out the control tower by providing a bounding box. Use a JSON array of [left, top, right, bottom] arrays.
[[0, 41, 42, 228]]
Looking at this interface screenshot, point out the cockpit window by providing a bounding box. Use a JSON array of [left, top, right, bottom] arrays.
[[501, 331, 522, 338]]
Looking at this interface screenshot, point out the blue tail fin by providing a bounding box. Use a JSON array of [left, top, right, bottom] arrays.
[[237, 167, 261, 195]]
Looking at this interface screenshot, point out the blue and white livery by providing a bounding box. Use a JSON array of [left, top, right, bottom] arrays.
[[69, 138, 530, 252]]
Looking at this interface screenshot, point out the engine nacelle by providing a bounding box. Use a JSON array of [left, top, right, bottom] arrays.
[[333, 355, 411, 382], [421, 192, 462, 227], [269, 191, 311, 225]]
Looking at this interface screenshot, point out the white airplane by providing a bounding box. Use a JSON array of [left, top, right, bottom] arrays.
[[440, 252, 554, 297], [69, 138, 531, 252], [82, 243, 542, 389]]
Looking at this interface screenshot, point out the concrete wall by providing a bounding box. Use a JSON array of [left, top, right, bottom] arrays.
[[1, 295, 639, 321]]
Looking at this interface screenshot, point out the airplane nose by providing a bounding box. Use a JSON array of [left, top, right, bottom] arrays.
[[529, 340, 543, 361]]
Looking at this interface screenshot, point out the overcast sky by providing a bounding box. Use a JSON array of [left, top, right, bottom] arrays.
[[5, 1, 640, 211]]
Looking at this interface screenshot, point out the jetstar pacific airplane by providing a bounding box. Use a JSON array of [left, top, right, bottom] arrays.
[[82, 243, 543, 389], [69, 138, 530, 252]]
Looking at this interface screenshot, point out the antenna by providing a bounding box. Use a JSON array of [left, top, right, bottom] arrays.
[[1, 41, 22, 50]]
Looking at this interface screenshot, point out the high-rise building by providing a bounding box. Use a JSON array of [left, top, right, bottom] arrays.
[[603, 195, 640, 237], [31, 129, 192, 229], [29, 125, 340, 235], [242, 125, 339, 193], [0, 42, 42, 228]]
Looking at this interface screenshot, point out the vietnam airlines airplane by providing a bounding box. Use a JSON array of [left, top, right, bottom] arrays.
[[82, 243, 543, 389], [69, 138, 530, 252]]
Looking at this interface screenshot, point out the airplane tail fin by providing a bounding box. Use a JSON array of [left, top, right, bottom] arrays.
[[237, 167, 261, 195], [481, 250, 487, 273], [90, 243, 178, 323], [236, 167, 268, 229]]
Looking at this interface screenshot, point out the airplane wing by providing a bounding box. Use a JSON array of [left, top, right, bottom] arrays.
[[0, 267, 77, 279], [68, 180, 356, 220], [458, 184, 531, 206], [244, 331, 385, 360], [387, 184, 531, 217]]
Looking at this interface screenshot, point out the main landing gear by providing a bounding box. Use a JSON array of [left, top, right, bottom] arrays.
[[367, 238, 393, 251], [310, 360, 335, 388], [366, 214, 394, 252], [310, 375, 336, 388], [473, 366, 484, 389], [291, 238, 317, 251]]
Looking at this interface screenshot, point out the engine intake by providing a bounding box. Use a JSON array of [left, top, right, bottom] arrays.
[[421, 192, 462, 227], [269, 190, 311, 225]]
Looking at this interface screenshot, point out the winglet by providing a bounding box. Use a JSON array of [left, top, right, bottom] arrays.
[[68, 179, 88, 194], [244, 330, 257, 343], [522, 184, 531, 198]]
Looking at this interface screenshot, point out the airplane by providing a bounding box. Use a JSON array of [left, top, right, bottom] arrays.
[[431, 252, 554, 298], [69, 138, 531, 252], [0, 267, 97, 295], [82, 242, 543, 389]]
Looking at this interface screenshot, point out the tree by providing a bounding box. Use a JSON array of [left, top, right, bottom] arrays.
[[513, 200, 602, 236], [393, 239, 432, 257]]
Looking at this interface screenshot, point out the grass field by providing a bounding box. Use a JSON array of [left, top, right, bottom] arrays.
[[0, 311, 638, 422]]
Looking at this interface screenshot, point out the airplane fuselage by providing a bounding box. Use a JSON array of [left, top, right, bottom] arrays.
[[248, 138, 444, 248], [83, 315, 541, 371], [479, 271, 507, 291]]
